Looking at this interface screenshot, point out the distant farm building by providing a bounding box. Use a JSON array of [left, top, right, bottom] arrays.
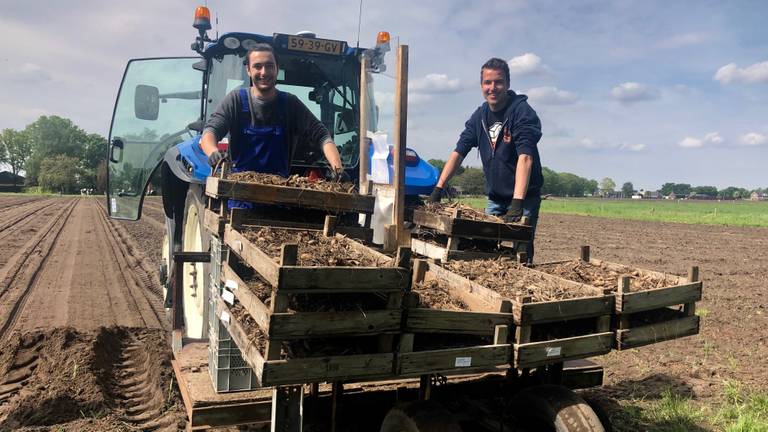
[[0, 171, 25, 192], [751, 191, 767, 201]]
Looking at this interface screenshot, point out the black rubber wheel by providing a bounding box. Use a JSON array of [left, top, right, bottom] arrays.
[[510, 385, 606, 432], [380, 400, 463, 432]]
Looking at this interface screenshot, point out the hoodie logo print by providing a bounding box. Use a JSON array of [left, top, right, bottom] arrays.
[[488, 121, 503, 150]]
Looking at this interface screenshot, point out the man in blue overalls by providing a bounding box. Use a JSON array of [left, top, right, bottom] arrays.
[[429, 58, 543, 263], [199, 43, 343, 188]]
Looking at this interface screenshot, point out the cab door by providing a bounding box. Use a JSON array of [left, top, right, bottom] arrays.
[[107, 57, 202, 220]]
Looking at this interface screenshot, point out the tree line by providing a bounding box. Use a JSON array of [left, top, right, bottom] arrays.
[[428, 159, 766, 199], [0, 116, 107, 193]]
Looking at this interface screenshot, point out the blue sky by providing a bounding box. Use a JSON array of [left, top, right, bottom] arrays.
[[1, 0, 766, 190]]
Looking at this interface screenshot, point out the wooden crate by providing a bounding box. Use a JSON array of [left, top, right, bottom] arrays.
[[533, 248, 702, 350], [217, 225, 410, 386], [205, 177, 375, 214], [416, 260, 613, 370], [410, 208, 532, 262], [396, 259, 514, 377]]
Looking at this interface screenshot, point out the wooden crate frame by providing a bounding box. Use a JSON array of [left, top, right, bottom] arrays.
[[412, 260, 613, 370], [411, 209, 532, 242], [218, 224, 410, 386], [205, 177, 375, 214], [534, 247, 702, 350]]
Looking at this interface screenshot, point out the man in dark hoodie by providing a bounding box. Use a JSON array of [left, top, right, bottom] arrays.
[[429, 57, 543, 262]]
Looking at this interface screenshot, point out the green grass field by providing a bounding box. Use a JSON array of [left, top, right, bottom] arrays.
[[457, 197, 768, 228]]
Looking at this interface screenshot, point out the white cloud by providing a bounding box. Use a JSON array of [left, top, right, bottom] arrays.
[[410, 73, 461, 94], [704, 132, 723, 144], [619, 143, 646, 152], [714, 61, 768, 84], [658, 32, 710, 49], [507, 53, 545, 76], [574, 137, 645, 152], [525, 86, 579, 105], [679, 137, 703, 148], [611, 82, 660, 104], [741, 132, 767, 146], [4, 62, 53, 83]]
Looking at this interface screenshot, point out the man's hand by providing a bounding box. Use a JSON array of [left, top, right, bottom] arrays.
[[207, 150, 228, 167], [429, 187, 443, 203], [504, 198, 523, 223], [329, 167, 351, 183]]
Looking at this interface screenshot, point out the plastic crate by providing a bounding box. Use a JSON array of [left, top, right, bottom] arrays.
[[208, 266, 259, 393]]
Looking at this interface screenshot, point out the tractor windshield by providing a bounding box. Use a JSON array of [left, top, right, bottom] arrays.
[[206, 50, 365, 168]]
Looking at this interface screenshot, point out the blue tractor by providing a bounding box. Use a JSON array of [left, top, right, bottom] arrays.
[[106, 7, 438, 339]]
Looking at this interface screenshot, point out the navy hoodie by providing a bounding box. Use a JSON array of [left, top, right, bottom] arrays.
[[454, 90, 543, 201]]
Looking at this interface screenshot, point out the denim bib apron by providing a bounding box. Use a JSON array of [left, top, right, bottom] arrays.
[[229, 88, 289, 209]]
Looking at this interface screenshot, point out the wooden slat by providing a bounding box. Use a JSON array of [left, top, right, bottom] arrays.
[[411, 211, 451, 232], [616, 315, 700, 350], [398, 345, 511, 375], [426, 262, 505, 311], [206, 177, 375, 214], [405, 309, 511, 335], [617, 282, 702, 314], [411, 210, 531, 241], [515, 332, 613, 369], [277, 267, 409, 293], [393, 44, 408, 247], [516, 295, 614, 325], [221, 262, 271, 332], [261, 353, 394, 386], [233, 217, 373, 243], [590, 258, 688, 286], [410, 238, 447, 261], [204, 208, 225, 235], [224, 225, 279, 286], [269, 310, 401, 339], [335, 233, 393, 266]]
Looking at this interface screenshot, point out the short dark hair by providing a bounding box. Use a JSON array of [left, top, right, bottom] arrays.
[[481, 58, 510, 85], [244, 43, 276, 66]]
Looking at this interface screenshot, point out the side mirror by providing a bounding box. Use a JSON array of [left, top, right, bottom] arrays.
[[335, 110, 355, 134], [135, 84, 159, 120]]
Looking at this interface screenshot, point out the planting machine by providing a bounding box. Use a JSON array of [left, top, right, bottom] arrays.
[[105, 6, 703, 431]]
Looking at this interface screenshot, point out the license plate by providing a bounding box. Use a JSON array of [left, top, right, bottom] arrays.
[[286, 35, 344, 55]]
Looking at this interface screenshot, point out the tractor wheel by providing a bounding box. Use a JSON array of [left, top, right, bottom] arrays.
[[510, 385, 607, 432], [180, 185, 211, 339], [379, 401, 462, 432]]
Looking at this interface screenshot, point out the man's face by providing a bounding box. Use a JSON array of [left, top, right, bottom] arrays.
[[481, 68, 509, 108], [247, 51, 278, 92]]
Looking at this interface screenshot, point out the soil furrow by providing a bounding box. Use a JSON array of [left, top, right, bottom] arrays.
[[0, 199, 79, 339]]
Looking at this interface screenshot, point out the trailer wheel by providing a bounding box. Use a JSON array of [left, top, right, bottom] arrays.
[[180, 184, 210, 339], [510, 385, 607, 432], [380, 401, 462, 432]]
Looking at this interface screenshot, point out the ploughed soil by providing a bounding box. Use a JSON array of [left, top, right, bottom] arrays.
[[228, 172, 357, 194]]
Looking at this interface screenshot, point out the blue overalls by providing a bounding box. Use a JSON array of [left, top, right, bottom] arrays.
[[229, 88, 289, 209]]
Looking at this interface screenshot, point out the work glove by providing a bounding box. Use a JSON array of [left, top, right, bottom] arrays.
[[428, 187, 443, 203], [207, 150, 228, 167], [503, 198, 524, 223], [329, 168, 351, 183]]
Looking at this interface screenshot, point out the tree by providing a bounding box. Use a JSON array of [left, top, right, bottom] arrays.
[[672, 183, 692, 196], [660, 182, 675, 196], [622, 182, 634, 197], [599, 177, 616, 195], [38, 155, 85, 194], [452, 167, 485, 195], [427, 158, 464, 183], [693, 185, 718, 197], [0, 129, 32, 185], [23, 116, 89, 185], [540, 167, 562, 196]]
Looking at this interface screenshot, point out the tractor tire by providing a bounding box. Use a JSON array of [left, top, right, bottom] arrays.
[[180, 184, 211, 339], [380, 401, 462, 432], [510, 385, 607, 432]]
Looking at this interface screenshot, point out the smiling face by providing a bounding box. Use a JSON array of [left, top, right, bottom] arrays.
[[246, 50, 278, 96], [481, 67, 510, 111]]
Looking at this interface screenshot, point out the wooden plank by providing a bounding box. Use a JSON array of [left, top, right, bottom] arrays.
[[405, 309, 511, 335], [235, 217, 373, 243], [411, 211, 452, 232], [590, 258, 688, 286], [398, 345, 511, 375], [262, 353, 394, 386], [426, 262, 505, 311], [221, 262, 271, 332], [393, 44, 408, 247], [449, 218, 532, 242], [359, 55, 370, 194], [224, 225, 280, 286], [515, 332, 613, 369], [516, 295, 614, 325], [204, 208, 225, 235], [617, 315, 700, 350], [617, 282, 702, 314], [269, 310, 401, 339], [410, 237, 448, 261], [206, 177, 375, 214], [277, 267, 409, 293], [685, 266, 700, 316]]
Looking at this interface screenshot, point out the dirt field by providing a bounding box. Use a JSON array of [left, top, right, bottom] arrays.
[[0, 195, 765, 431]]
